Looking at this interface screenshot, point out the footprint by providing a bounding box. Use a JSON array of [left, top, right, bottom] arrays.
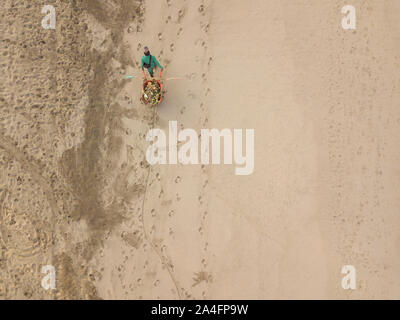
[[165, 15, 171, 24], [168, 210, 175, 217], [175, 176, 181, 183], [177, 27, 183, 37], [170, 43, 175, 52], [166, 0, 171, 6], [198, 5, 205, 13], [137, 43, 142, 51], [158, 32, 163, 40], [178, 9, 185, 23], [187, 91, 196, 99]]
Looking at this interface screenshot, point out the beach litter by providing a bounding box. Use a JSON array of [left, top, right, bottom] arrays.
[[143, 80, 162, 105]]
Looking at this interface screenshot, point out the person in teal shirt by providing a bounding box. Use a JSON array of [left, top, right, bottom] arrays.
[[141, 46, 163, 77]]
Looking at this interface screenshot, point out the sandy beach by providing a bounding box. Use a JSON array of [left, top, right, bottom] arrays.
[[0, 0, 399, 299]]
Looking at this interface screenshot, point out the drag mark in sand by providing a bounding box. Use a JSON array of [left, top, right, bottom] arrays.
[[140, 106, 182, 299]]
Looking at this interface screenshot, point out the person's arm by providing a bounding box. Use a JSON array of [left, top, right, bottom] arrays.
[[153, 56, 163, 70], [141, 57, 147, 77], [141, 56, 145, 70]]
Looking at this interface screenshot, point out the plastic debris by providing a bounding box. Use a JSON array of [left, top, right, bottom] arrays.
[[143, 80, 161, 105]]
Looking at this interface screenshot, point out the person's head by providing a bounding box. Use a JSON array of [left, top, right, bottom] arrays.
[[144, 46, 150, 56]]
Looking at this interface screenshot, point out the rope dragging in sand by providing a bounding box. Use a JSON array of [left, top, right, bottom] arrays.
[[124, 75, 185, 81]]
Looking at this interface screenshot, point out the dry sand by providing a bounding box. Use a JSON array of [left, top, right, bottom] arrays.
[[0, 0, 399, 299]]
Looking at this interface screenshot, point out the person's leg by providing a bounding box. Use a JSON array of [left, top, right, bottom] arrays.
[[148, 66, 154, 77]]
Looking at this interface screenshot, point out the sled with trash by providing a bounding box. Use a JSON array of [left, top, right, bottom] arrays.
[[141, 79, 163, 106], [124, 69, 184, 107], [141, 70, 164, 106]]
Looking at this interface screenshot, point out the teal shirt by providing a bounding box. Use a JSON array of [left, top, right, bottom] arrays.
[[141, 55, 163, 69]]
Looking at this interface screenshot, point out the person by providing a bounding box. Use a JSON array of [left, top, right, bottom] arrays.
[[141, 46, 163, 78]]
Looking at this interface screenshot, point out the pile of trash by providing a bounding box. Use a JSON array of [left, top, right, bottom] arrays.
[[143, 80, 161, 105]]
